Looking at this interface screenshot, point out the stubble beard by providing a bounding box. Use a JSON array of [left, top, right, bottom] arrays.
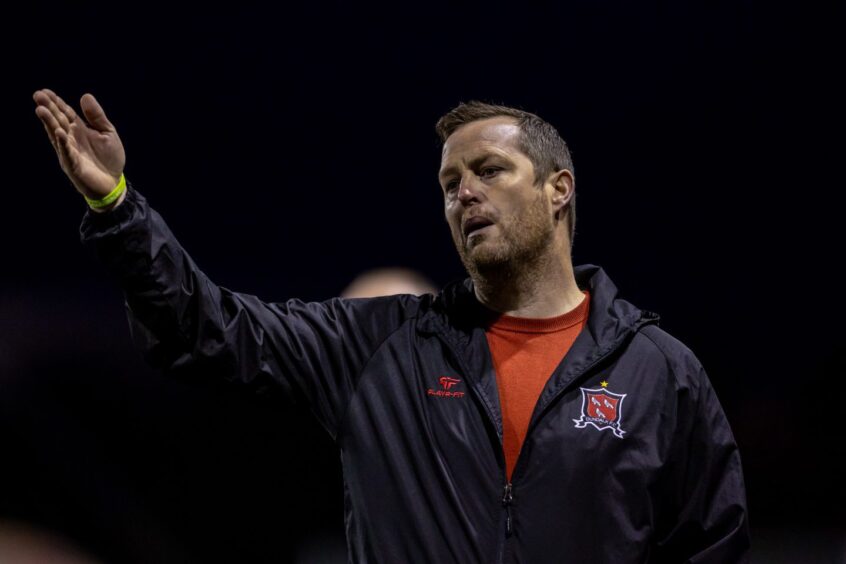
[[453, 193, 555, 285]]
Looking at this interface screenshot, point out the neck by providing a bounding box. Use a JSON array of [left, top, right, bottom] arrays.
[[471, 247, 584, 319]]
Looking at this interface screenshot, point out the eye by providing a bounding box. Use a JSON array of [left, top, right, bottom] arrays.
[[479, 167, 501, 179], [444, 179, 460, 193]]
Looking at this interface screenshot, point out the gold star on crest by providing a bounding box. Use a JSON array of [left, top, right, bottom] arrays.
[[600, 380, 609, 388]]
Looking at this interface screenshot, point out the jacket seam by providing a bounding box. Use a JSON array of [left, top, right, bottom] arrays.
[[638, 326, 704, 396], [121, 201, 194, 354], [334, 314, 421, 447], [627, 331, 677, 478], [637, 326, 708, 515]]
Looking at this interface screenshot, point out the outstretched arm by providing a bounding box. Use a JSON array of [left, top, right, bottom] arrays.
[[78, 184, 423, 438], [35, 89, 424, 439]]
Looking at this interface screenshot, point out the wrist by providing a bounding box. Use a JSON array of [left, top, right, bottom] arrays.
[[88, 187, 127, 213], [86, 173, 127, 213]]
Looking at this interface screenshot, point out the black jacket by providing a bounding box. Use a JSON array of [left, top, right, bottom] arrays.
[[80, 182, 750, 563]]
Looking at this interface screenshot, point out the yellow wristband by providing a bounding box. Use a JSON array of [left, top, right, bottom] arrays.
[[85, 173, 127, 209]]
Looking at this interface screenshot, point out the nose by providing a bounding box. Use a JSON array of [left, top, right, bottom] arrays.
[[457, 173, 484, 207]]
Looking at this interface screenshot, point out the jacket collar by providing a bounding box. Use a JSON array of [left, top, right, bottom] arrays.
[[421, 264, 659, 346]]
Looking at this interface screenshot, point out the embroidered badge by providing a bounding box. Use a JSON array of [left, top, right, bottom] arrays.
[[573, 385, 627, 438], [427, 376, 465, 398]]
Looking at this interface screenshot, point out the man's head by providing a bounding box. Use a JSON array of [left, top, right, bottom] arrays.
[[341, 268, 437, 298], [435, 102, 576, 280]]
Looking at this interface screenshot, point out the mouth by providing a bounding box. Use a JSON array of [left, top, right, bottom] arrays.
[[462, 215, 494, 238]]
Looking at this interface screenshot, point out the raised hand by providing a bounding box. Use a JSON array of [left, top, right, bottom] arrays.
[[33, 89, 126, 206]]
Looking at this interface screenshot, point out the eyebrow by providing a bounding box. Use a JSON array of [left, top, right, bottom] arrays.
[[439, 154, 503, 182]]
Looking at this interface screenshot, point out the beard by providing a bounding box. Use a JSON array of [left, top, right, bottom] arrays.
[[451, 191, 555, 281]]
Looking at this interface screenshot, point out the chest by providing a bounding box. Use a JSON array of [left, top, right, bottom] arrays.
[[343, 330, 670, 480]]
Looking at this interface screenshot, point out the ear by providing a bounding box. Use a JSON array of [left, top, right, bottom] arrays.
[[548, 169, 574, 218]]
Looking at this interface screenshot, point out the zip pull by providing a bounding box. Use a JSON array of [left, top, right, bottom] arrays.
[[502, 482, 513, 537]]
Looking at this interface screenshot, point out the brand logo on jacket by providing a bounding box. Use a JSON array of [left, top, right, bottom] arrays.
[[427, 376, 465, 398], [573, 386, 627, 438]]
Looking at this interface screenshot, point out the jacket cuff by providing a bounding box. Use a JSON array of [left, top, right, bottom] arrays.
[[79, 180, 142, 240]]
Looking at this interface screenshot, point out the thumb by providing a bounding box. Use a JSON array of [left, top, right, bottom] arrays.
[[80, 93, 115, 132]]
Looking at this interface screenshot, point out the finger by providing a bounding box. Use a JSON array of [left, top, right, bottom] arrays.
[[80, 93, 114, 132], [55, 128, 80, 173], [42, 88, 79, 124], [34, 90, 73, 133], [35, 106, 61, 149], [40, 96, 73, 133], [37, 113, 59, 154], [33, 89, 50, 105]]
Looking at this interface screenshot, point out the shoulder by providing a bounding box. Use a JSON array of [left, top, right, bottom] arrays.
[[626, 325, 728, 442], [630, 324, 708, 397]]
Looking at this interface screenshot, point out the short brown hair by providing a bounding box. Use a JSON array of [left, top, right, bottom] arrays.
[[436, 101, 576, 246]]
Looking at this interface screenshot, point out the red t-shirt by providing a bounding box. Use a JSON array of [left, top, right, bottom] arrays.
[[485, 291, 591, 480]]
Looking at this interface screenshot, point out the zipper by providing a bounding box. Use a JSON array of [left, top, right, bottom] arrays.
[[502, 481, 513, 537], [432, 332, 512, 562]]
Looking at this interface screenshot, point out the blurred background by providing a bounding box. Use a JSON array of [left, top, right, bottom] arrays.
[[2, 1, 843, 562]]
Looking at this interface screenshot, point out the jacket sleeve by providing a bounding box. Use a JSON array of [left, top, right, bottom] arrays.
[[79, 181, 422, 440], [652, 351, 751, 563]]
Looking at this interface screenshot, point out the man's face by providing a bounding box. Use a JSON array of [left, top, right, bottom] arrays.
[[438, 117, 555, 276]]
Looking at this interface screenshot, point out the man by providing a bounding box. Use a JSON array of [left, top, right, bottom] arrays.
[[34, 89, 750, 563]]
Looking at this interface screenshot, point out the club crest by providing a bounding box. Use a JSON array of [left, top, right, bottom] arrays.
[[573, 387, 627, 438]]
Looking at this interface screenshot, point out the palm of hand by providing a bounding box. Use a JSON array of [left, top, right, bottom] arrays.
[[34, 89, 126, 198], [64, 119, 126, 196]]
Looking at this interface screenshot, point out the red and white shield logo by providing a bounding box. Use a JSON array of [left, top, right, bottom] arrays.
[[573, 387, 627, 438], [586, 391, 620, 421]]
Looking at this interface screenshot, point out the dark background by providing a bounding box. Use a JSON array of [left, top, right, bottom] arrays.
[[2, 1, 843, 562]]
